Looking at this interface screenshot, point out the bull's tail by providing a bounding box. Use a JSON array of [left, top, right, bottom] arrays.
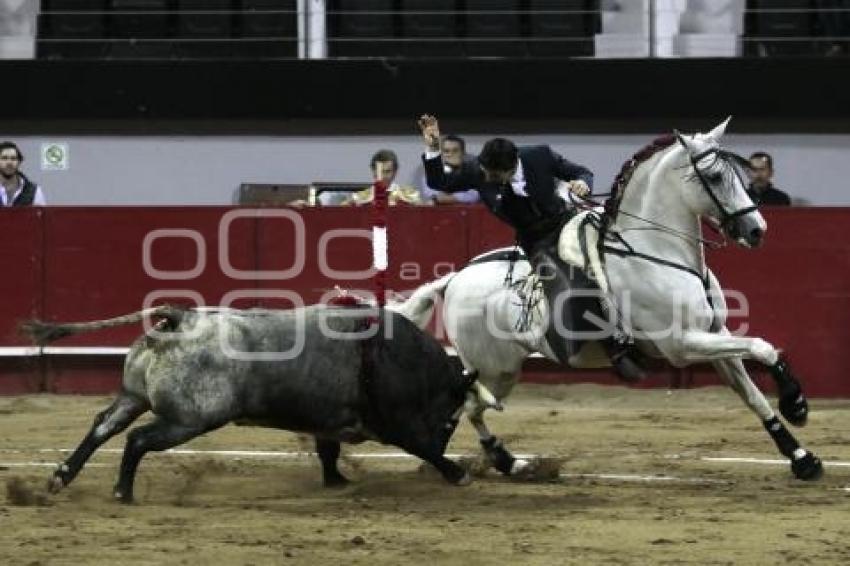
[[21, 305, 185, 345], [387, 272, 455, 329]]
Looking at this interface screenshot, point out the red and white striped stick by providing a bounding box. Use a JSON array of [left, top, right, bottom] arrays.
[[372, 179, 388, 309]]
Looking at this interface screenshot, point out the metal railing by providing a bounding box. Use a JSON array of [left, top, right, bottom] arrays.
[[24, 1, 850, 60]]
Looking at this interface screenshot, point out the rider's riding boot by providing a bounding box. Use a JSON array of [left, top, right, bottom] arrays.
[[533, 247, 578, 366], [604, 334, 647, 383], [533, 244, 646, 383], [598, 293, 647, 383]]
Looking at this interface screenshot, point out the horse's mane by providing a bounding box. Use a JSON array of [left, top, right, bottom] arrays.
[[605, 134, 677, 219]]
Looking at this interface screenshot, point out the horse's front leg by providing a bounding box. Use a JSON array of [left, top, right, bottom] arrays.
[[679, 329, 809, 426], [712, 357, 822, 481]]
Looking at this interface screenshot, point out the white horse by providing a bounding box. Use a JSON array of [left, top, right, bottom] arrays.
[[392, 119, 823, 481]]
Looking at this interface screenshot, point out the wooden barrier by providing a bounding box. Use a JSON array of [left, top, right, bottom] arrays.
[[1, 206, 848, 397]]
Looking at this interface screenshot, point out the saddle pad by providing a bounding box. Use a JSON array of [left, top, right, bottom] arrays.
[[557, 210, 609, 294]]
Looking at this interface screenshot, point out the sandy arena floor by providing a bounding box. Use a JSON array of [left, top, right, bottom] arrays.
[[2, 384, 849, 565]]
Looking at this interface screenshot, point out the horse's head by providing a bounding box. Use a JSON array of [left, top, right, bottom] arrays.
[[674, 118, 767, 248]]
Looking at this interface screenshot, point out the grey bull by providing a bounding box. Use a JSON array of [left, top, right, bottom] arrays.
[[23, 304, 474, 503]]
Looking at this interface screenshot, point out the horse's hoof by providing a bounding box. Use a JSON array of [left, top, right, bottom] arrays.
[[780, 392, 809, 427], [791, 452, 823, 481], [511, 457, 563, 482]]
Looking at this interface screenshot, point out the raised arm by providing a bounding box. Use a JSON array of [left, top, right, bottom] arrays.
[[418, 114, 482, 194]]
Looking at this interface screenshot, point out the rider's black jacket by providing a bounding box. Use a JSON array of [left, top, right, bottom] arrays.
[[423, 145, 593, 253]]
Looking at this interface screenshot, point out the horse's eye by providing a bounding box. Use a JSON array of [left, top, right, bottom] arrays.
[[706, 171, 723, 183]]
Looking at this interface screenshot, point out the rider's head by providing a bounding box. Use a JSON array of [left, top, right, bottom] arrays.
[[478, 138, 518, 185]]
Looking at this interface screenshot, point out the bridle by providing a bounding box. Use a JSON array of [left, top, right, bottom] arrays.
[[585, 140, 759, 289], [688, 147, 759, 234]]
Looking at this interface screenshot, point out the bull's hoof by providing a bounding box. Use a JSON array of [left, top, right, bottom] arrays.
[[438, 459, 472, 486], [46, 474, 65, 494], [323, 474, 350, 489], [779, 391, 809, 427], [47, 463, 70, 494], [791, 452, 823, 481], [113, 488, 134, 504], [453, 471, 473, 487], [510, 458, 533, 476]]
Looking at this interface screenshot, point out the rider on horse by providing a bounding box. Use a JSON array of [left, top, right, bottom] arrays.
[[417, 114, 645, 382]]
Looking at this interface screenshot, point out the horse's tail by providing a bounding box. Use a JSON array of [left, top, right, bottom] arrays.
[[387, 272, 455, 329], [20, 305, 185, 345]]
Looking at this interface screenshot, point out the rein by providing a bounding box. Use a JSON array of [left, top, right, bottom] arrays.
[[570, 191, 727, 250], [591, 136, 755, 287]]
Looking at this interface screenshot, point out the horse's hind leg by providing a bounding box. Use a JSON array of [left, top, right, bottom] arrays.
[[468, 398, 532, 477], [315, 437, 349, 487], [49, 392, 149, 494], [713, 357, 822, 481], [114, 417, 212, 503]]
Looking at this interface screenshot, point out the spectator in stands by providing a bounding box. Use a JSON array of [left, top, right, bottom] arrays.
[[344, 149, 422, 206], [0, 141, 45, 206], [419, 135, 480, 205], [746, 151, 791, 206]]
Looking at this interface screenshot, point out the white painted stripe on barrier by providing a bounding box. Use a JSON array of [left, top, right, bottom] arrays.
[[0, 346, 132, 357], [0, 462, 108, 468], [0, 345, 526, 359], [0, 447, 536, 460], [0, 347, 40, 357], [42, 347, 131, 355]]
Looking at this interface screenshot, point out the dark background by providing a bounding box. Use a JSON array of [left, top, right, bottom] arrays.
[[5, 57, 849, 134]]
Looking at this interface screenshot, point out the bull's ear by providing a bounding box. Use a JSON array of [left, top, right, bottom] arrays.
[[708, 116, 732, 141], [674, 129, 698, 154]]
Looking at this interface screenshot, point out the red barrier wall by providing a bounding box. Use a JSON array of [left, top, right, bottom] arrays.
[[1, 206, 848, 397]]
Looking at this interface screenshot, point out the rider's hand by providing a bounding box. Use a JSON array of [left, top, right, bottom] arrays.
[[418, 114, 441, 151], [567, 180, 590, 198]]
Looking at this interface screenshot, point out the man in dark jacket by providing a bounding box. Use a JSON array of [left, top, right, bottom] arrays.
[[0, 141, 46, 206], [746, 152, 791, 206], [417, 114, 644, 382]]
